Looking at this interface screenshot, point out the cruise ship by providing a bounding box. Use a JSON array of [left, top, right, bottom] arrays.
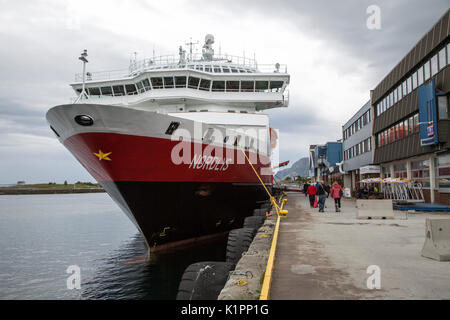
[[46, 35, 290, 251]]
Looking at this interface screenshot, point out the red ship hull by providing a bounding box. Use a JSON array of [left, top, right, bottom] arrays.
[[63, 131, 272, 248]]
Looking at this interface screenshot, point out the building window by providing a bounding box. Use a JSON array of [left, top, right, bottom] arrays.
[[411, 160, 430, 188], [394, 163, 407, 179], [447, 43, 450, 65], [431, 54, 438, 76], [402, 80, 407, 97], [412, 71, 418, 90], [417, 65, 424, 86], [408, 116, 414, 134], [438, 95, 449, 120], [438, 47, 447, 71], [424, 60, 431, 80], [437, 153, 450, 192], [414, 114, 419, 132], [406, 76, 412, 94], [382, 165, 391, 178]]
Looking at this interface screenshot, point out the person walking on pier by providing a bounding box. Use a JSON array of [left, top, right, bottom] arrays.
[[306, 183, 317, 208], [330, 181, 342, 212], [315, 181, 329, 212], [303, 182, 309, 197]]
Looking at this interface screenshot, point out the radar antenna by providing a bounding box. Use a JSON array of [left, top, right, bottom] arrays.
[[202, 34, 215, 61], [185, 37, 199, 62]]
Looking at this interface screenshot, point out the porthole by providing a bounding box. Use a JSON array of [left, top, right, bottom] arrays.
[[74, 115, 94, 126]]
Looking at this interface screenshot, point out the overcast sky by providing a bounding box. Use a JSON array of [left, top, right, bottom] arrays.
[[0, 0, 449, 184]]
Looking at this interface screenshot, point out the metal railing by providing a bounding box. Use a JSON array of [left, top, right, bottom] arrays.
[[74, 53, 288, 82]]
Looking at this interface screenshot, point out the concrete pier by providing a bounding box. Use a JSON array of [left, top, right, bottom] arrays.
[[269, 193, 450, 299]]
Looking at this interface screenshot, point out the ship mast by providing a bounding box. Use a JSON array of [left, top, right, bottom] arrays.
[[75, 49, 89, 103], [185, 37, 199, 62]]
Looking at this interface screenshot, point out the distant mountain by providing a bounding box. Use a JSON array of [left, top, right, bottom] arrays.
[[275, 157, 309, 180]]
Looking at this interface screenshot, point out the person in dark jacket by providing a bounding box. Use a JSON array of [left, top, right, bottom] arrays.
[[303, 183, 309, 197], [316, 182, 329, 212]]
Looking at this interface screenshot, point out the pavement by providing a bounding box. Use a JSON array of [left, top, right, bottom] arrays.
[[269, 193, 450, 300]]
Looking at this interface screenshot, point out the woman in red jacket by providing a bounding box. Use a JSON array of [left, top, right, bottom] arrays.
[[306, 184, 317, 208], [330, 181, 343, 212]]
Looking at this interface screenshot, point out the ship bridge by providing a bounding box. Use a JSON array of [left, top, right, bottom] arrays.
[[71, 35, 290, 114]]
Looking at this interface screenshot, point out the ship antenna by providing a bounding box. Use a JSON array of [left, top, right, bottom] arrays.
[[185, 37, 199, 61], [75, 49, 89, 104]]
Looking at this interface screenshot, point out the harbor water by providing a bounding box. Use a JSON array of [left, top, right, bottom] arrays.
[[0, 193, 227, 300]]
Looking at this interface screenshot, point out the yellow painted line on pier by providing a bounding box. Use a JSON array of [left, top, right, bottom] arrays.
[[259, 212, 281, 300]]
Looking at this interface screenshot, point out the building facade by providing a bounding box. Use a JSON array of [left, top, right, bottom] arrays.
[[372, 9, 450, 203], [308, 141, 343, 183], [342, 100, 376, 192]]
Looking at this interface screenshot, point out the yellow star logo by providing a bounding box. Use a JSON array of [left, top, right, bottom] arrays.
[[93, 150, 112, 161]]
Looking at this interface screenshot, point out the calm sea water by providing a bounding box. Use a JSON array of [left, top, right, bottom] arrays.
[[0, 193, 226, 300]]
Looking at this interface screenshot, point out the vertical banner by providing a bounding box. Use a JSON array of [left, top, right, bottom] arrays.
[[418, 79, 438, 147]]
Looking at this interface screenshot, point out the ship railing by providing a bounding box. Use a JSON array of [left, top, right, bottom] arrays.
[[74, 53, 287, 82]]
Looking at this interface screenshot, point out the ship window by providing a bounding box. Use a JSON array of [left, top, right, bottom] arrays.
[[76, 88, 82, 93], [213, 65, 221, 73], [200, 109, 208, 112], [113, 85, 125, 96], [164, 77, 174, 88], [88, 87, 100, 96], [234, 135, 241, 146], [188, 77, 200, 89], [151, 77, 163, 89], [136, 81, 144, 91], [142, 79, 151, 90], [212, 81, 225, 91], [240, 110, 248, 113], [125, 84, 137, 95], [188, 64, 195, 70], [222, 66, 230, 73], [175, 76, 187, 88], [241, 81, 254, 92], [204, 65, 212, 72], [238, 68, 246, 73], [230, 67, 238, 73], [226, 81, 239, 92], [199, 79, 211, 91], [269, 81, 284, 92], [228, 110, 236, 113], [195, 65, 203, 71], [100, 86, 112, 96], [255, 81, 269, 92]]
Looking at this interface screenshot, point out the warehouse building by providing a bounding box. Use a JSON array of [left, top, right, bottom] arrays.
[[372, 9, 450, 203]]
